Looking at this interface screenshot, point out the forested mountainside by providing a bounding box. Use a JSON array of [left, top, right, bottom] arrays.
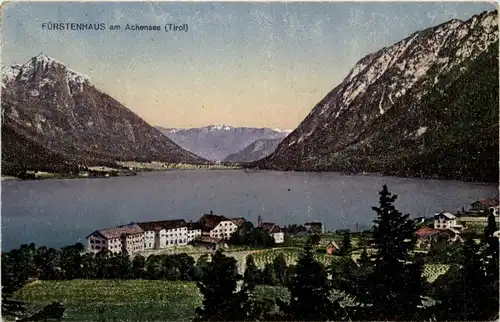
[[253, 10, 498, 182]]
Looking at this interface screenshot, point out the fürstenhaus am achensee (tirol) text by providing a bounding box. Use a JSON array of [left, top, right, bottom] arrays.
[[41, 22, 188, 32]]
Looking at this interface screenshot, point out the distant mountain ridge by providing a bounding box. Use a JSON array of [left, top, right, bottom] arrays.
[[1, 54, 206, 174], [253, 10, 499, 182], [223, 138, 284, 163], [157, 125, 291, 161]]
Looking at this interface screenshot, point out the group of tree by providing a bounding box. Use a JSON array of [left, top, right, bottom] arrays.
[[228, 221, 276, 247], [193, 185, 500, 321]]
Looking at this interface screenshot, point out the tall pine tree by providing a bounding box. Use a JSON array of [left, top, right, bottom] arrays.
[[194, 250, 252, 321], [364, 185, 422, 320], [279, 242, 343, 321]]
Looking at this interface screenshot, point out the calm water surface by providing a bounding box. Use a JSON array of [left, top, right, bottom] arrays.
[[1, 170, 497, 250]]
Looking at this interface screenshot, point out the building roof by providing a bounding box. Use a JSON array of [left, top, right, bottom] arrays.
[[187, 221, 202, 230], [472, 199, 499, 207], [259, 222, 282, 234], [434, 212, 456, 220], [198, 213, 231, 232], [87, 224, 144, 240], [230, 217, 247, 227], [415, 227, 440, 238], [137, 219, 187, 232]]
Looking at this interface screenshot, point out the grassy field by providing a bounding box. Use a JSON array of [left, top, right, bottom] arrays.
[[13, 280, 288, 322]]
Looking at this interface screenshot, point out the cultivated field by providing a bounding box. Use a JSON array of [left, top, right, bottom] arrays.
[[13, 280, 289, 322]]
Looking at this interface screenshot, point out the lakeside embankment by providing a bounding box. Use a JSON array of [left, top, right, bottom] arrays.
[[3, 161, 243, 181]]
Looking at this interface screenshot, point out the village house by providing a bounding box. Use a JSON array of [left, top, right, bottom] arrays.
[[326, 241, 340, 255], [470, 199, 499, 213], [258, 222, 285, 244], [86, 223, 144, 254], [304, 222, 325, 234], [415, 226, 441, 249], [433, 212, 463, 230], [415, 225, 463, 249], [198, 211, 239, 240]]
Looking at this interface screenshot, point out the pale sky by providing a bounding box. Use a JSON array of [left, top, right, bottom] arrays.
[[2, 1, 496, 129]]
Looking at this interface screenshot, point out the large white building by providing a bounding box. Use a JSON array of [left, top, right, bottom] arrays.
[[86, 224, 145, 254], [198, 212, 239, 240], [137, 219, 189, 249]]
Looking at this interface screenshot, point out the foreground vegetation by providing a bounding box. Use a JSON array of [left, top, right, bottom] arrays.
[[12, 280, 287, 321]]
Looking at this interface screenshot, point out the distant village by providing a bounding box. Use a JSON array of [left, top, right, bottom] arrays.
[[85, 198, 499, 255], [414, 198, 500, 248]]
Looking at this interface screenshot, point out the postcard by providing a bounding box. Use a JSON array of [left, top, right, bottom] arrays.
[[1, 1, 499, 321]]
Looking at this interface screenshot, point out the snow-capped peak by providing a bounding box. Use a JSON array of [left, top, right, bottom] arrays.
[[3, 53, 91, 93], [208, 124, 233, 131], [273, 128, 293, 134]]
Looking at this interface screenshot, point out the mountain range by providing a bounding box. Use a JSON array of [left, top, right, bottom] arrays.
[[223, 138, 284, 163], [2, 10, 497, 182], [252, 10, 499, 182], [156, 125, 291, 161], [1, 54, 206, 175]]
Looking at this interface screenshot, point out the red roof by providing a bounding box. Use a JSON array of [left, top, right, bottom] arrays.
[[415, 227, 440, 238]]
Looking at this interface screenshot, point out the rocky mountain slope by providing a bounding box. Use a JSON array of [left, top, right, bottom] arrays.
[[253, 10, 499, 182], [157, 125, 291, 161], [2, 54, 206, 175], [223, 137, 284, 163]]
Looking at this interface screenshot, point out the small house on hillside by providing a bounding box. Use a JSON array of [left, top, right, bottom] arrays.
[[258, 222, 284, 244], [326, 241, 340, 255], [415, 226, 463, 249], [415, 226, 440, 249], [470, 199, 499, 212], [433, 212, 462, 230]]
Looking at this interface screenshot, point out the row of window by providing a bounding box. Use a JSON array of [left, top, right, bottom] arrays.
[[212, 227, 236, 233]]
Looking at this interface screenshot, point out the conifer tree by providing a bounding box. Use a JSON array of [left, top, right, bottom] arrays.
[[280, 242, 342, 321], [194, 250, 250, 321], [243, 254, 259, 289], [434, 236, 486, 320], [272, 253, 288, 286], [364, 185, 421, 320], [481, 209, 499, 319], [341, 232, 352, 256]]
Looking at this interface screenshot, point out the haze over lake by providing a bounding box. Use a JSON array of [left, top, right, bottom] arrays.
[[2, 170, 497, 251]]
